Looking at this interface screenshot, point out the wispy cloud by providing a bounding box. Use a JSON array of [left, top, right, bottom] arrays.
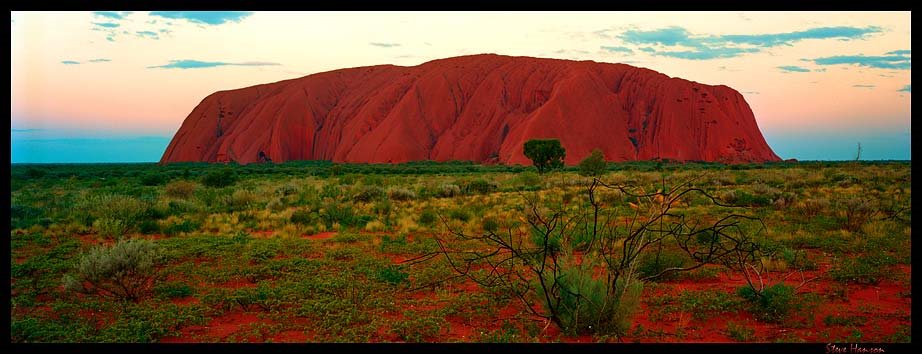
[[149, 11, 252, 25], [778, 65, 811, 73], [898, 84, 911, 93], [93, 22, 120, 28], [853, 84, 876, 88], [600, 46, 633, 54], [147, 59, 281, 69], [93, 11, 131, 20], [886, 50, 911, 55], [89, 58, 111, 63], [718, 26, 881, 47], [370, 42, 401, 48], [136, 31, 159, 39], [810, 51, 911, 70], [618, 26, 881, 60], [61, 60, 80, 65], [11, 128, 43, 132]]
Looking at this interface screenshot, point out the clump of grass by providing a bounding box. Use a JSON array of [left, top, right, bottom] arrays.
[[437, 184, 462, 198], [154, 281, 194, 299], [737, 284, 798, 323], [726, 321, 755, 342], [829, 254, 896, 285], [165, 180, 197, 199], [388, 188, 417, 201], [353, 185, 385, 203]]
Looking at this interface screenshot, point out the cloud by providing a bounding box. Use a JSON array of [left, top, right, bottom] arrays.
[[853, 84, 876, 88], [656, 47, 759, 60], [89, 58, 111, 63], [886, 50, 911, 55], [778, 65, 811, 73], [600, 46, 633, 54], [61, 60, 80, 65], [148, 59, 281, 69], [811, 51, 911, 70], [370, 42, 401, 48], [94, 11, 131, 20], [149, 11, 252, 25], [619, 26, 881, 60], [898, 84, 911, 93], [136, 31, 159, 39], [11, 128, 43, 132], [93, 22, 120, 28], [718, 26, 881, 47]]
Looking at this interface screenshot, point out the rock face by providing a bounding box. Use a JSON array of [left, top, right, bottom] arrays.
[[161, 54, 780, 165]]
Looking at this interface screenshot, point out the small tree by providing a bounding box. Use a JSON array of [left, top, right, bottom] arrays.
[[524, 139, 566, 174], [578, 149, 607, 177]]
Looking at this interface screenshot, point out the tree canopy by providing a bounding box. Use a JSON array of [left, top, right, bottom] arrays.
[[524, 139, 566, 174]]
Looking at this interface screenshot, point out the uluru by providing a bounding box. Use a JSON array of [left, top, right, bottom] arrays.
[[160, 54, 780, 165]]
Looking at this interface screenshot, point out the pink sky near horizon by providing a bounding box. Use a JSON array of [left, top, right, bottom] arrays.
[[10, 12, 911, 153]]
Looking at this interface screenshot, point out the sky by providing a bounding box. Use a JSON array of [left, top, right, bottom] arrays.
[[10, 11, 911, 163]]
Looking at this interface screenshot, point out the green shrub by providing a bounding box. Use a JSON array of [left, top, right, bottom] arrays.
[[62, 239, 162, 302], [201, 168, 237, 188], [140, 174, 167, 186], [737, 283, 797, 323], [418, 209, 438, 226], [138, 219, 161, 234], [482, 217, 499, 233], [537, 262, 642, 336], [93, 218, 132, 238], [375, 265, 409, 285], [449, 208, 471, 222], [829, 254, 896, 285], [637, 249, 688, 281], [464, 179, 498, 195], [79, 194, 148, 236], [290, 209, 319, 226], [320, 183, 341, 200], [578, 149, 607, 177], [726, 321, 755, 341], [162, 219, 200, 236]]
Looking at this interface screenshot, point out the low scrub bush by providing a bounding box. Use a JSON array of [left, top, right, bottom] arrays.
[[537, 262, 643, 336], [353, 185, 386, 203], [201, 168, 237, 188], [737, 283, 797, 323], [437, 184, 462, 198], [388, 188, 417, 201], [62, 239, 162, 302], [165, 180, 197, 199]]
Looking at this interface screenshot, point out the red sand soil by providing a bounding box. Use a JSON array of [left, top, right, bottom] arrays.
[[161, 311, 270, 343], [302, 231, 337, 240], [161, 54, 780, 165], [150, 232, 908, 343]]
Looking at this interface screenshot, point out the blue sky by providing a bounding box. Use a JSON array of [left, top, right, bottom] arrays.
[[10, 11, 911, 163]]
